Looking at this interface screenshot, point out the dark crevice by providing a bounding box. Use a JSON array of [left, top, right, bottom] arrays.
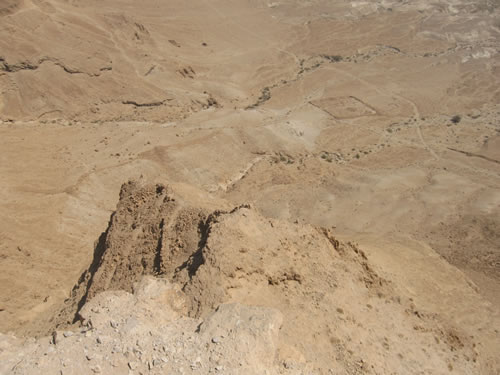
[[153, 219, 165, 274], [72, 212, 115, 322], [1, 60, 37, 72], [448, 147, 500, 165], [0, 56, 106, 76], [122, 100, 166, 107], [176, 205, 251, 279], [145, 65, 155, 76], [175, 215, 213, 279]]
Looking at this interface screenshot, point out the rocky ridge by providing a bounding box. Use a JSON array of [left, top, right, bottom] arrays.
[[1, 181, 497, 374]]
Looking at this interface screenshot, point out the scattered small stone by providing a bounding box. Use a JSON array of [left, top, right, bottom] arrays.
[[84, 318, 93, 329], [128, 361, 138, 370], [51, 331, 58, 345], [110, 320, 118, 328], [211, 336, 221, 344], [63, 331, 73, 338], [91, 365, 101, 373], [153, 358, 161, 367]]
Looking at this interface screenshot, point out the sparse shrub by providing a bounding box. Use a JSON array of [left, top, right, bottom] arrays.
[[451, 115, 461, 124], [322, 54, 343, 63]]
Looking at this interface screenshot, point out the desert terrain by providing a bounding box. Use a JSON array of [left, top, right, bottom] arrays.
[[0, 0, 499, 373]]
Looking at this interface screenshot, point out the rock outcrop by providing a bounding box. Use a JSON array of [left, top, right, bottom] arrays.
[[10, 180, 492, 375]]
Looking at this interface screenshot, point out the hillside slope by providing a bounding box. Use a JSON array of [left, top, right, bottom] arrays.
[[2, 181, 499, 374], [0, 1, 499, 373]]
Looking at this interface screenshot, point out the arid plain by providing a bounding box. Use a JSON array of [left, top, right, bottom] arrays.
[[1, 0, 499, 373]]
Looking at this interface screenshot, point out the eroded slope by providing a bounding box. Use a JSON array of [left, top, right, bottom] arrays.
[[33, 181, 500, 375]]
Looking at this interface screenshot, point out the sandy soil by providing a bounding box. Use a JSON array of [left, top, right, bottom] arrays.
[[0, 0, 499, 373]]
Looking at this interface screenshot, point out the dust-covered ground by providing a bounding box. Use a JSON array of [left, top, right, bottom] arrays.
[[0, 0, 499, 373]]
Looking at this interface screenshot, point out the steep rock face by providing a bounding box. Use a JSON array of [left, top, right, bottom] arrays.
[[82, 182, 176, 298], [42, 181, 498, 374], [57, 180, 244, 324], [62, 180, 210, 319]]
